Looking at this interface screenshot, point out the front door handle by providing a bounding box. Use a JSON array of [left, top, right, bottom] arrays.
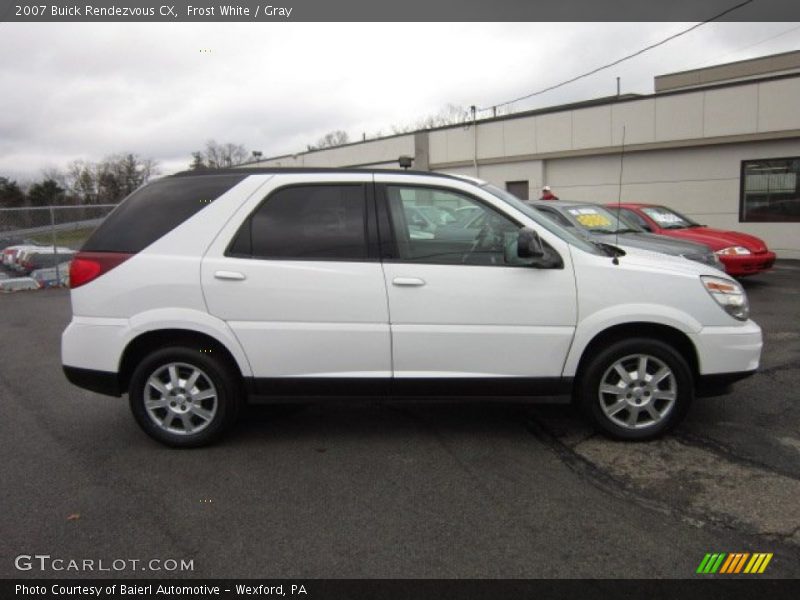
[[214, 270, 246, 281], [392, 277, 426, 287]]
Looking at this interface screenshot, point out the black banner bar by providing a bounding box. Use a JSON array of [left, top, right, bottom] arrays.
[[4, 579, 800, 600], [2, 0, 800, 22]]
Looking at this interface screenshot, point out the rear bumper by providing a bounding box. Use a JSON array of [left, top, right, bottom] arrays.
[[720, 251, 776, 276], [63, 366, 121, 397]]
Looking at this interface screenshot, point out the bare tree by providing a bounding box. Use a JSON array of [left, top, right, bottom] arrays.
[[190, 140, 250, 169], [65, 154, 159, 204], [66, 160, 98, 203], [307, 130, 349, 151], [391, 104, 472, 134]]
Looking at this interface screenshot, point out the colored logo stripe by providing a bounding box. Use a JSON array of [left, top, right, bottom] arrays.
[[720, 553, 748, 573], [744, 553, 773, 574], [697, 553, 727, 574], [697, 552, 773, 574]]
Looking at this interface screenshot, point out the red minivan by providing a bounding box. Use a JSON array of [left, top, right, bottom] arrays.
[[607, 203, 776, 276]]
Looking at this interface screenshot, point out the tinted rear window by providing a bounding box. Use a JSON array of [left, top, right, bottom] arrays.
[[228, 184, 368, 260], [82, 174, 248, 253]]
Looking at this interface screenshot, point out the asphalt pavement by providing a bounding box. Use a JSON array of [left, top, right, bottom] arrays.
[[1, 263, 798, 579]]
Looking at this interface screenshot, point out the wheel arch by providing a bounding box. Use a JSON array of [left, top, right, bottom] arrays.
[[119, 329, 244, 394], [573, 322, 700, 385]]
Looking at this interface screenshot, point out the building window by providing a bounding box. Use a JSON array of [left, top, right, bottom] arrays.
[[740, 158, 800, 222], [505, 181, 529, 201]]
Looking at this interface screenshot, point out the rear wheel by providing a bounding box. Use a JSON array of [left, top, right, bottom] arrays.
[[577, 338, 693, 440], [129, 346, 242, 447]]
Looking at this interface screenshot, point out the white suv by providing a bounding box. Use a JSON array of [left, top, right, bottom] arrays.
[[62, 169, 762, 446]]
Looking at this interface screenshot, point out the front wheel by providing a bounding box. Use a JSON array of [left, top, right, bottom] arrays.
[[129, 346, 242, 447], [576, 338, 693, 441]]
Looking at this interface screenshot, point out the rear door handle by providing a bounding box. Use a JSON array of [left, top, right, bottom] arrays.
[[214, 270, 246, 281], [392, 277, 426, 287]]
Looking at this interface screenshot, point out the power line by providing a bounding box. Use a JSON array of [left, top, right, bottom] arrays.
[[686, 23, 800, 72], [477, 0, 755, 114]]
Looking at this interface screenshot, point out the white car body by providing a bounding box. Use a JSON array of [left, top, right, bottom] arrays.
[[61, 169, 762, 445]]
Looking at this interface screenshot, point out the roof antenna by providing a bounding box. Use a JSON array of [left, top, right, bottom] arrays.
[[613, 125, 626, 265]]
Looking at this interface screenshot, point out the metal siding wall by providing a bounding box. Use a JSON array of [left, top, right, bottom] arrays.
[[251, 76, 800, 258], [544, 139, 800, 258]]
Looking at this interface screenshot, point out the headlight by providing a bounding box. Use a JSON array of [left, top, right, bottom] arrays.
[[701, 275, 749, 321], [716, 246, 751, 256]]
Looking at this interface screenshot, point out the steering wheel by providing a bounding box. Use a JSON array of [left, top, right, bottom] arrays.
[[461, 218, 496, 264]]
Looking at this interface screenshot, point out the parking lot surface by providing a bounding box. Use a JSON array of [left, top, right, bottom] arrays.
[[1, 263, 799, 578]]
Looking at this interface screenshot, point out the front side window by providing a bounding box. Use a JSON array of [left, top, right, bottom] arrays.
[[386, 185, 519, 266], [229, 184, 367, 260], [614, 207, 652, 231], [741, 157, 800, 222]]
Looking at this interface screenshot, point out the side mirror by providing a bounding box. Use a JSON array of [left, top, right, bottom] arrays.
[[517, 227, 544, 258], [504, 228, 563, 269]]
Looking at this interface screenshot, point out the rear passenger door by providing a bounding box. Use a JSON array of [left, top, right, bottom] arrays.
[[201, 174, 391, 390]]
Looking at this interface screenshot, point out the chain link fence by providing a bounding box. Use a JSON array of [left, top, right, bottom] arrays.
[[0, 205, 116, 290]]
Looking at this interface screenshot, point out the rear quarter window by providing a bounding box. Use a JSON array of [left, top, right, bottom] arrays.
[[81, 174, 248, 253], [227, 184, 368, 260]]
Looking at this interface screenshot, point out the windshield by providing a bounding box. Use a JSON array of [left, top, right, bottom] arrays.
[[482, 184, 603, 255], [641, 206, 700, 229], [563, 205, 642, 234]]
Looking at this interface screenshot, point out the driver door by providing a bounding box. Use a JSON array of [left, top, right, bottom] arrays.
[[377, 181, 577, 382]]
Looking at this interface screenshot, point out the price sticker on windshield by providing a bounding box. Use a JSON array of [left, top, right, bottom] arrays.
[[568, 208, 611, 229], [643, 208, 685, 225]]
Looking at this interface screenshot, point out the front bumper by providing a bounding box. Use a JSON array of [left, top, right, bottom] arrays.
[[696, 369, 757, 397], [689, 320, 762, 376], [719, 251, 776, 276]]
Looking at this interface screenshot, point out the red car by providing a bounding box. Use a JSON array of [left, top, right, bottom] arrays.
[[607, 203, 776, 277]]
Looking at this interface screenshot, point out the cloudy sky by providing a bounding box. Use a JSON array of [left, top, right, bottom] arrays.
[[1, 21, 799, 182]]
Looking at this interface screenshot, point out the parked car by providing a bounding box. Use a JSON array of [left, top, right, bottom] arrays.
[[606, 204, 776, 276], [63, 169, 762, 447], [2, 245, 43, 269], [18, 249, 75, 274], [528, 200, 721, 269], [30, 261, 71, 288], [0, 277, 40, 292]]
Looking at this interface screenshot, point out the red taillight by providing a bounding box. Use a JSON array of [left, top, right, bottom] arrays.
[[69, 252, 133, 289]]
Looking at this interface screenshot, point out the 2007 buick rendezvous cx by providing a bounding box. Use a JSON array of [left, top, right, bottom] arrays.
[[62, 169, 762, 447]]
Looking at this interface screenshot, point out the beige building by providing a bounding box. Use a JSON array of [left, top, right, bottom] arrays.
[[250, 51, 800, 259]]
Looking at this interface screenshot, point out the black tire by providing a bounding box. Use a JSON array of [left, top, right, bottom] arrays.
[[129, 346, 243, 447], [576, 337, 693, 441]]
